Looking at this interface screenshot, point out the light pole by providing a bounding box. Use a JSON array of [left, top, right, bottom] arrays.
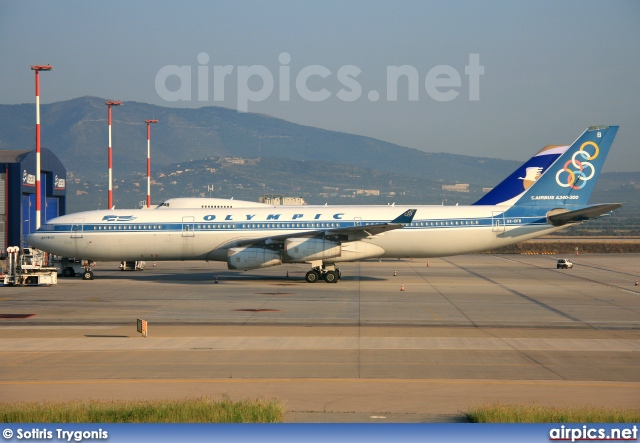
[[105, 101, 122, 209], [31, 65, 53, 230], [145, 119, 158, 208]]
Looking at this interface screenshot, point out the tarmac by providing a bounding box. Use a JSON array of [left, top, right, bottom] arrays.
[[0, 254, 639, 422]]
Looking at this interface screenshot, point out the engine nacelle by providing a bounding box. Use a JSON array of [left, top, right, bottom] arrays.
[[285, 238, 341, 261], [339, 241, 386, 261], [227, 247, 282, 270]]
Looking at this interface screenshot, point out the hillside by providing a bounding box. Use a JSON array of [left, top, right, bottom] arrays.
[[0, 96, 518, 185]]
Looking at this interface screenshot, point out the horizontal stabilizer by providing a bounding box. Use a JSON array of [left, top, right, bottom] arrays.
[[546, 203, 622, 226]]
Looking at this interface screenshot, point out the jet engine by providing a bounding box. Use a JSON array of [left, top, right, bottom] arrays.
[[285, 238, 341, 261], [227, 247, 282, 270]]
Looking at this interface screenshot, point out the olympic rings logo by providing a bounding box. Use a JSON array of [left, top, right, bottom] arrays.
[[555, 141, 599, 190]]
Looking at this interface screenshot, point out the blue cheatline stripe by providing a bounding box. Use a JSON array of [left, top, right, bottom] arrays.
[[38, 216, 550, 234]]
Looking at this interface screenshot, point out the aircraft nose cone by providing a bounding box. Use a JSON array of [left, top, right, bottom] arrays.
[[25, 232, 37, 246]]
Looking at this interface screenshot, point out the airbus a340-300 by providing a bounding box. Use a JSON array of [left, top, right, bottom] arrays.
[[27, 126, 621, 283]]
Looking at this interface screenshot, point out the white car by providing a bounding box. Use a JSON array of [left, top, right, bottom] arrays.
[[557, 259, 573, 269]]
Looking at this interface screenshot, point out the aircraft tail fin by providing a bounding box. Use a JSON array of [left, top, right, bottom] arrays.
[[516, 126, 617, 206], [473, 126, 618, 207]]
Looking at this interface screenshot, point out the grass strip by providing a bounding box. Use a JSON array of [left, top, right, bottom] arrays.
[[0, 396, 284, 423], [467, 403, 640, 423]]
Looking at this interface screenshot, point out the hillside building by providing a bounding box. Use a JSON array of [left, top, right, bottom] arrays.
[[259, 194, 307, 205], [442, 184, 469, 192], [344, 189, 381, 196]]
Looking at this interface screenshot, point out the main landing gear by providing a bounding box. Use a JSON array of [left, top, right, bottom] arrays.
[[305, 266, 341, 284]]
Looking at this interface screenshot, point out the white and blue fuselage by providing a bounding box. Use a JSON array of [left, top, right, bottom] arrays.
[[30, 204, 558, 261], [25, 126, 621, 282]]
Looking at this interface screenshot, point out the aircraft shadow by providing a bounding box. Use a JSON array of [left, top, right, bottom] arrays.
[[82, 271, 386, 284]]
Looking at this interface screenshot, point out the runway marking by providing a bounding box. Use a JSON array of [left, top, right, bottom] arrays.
[[443, 258, 588, 325], [234, 309, 281, 312], [493, 256, 524, 264], [409, 262, 475, 326], [425, 306, 440, 320], [491, 255, 640, 310], [495, 255, 640, 294], [557, 258, 639, 279]]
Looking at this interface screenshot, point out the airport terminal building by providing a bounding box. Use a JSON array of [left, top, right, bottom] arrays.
[[0, 148, 66, 252]]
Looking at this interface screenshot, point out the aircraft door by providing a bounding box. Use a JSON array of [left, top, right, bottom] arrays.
[[71, 218, 84, 238], [182, 216, 195, 237], [492, 211, 505, 232]]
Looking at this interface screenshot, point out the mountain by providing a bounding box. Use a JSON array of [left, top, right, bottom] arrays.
[[0, 96, 518, 185]]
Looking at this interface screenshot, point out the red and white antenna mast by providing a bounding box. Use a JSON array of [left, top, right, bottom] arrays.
[[145, 119, 158, 208], [31, 65, 53, 230], [105, 101, 122, 209]]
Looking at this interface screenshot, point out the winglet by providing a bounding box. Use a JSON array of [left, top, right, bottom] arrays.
[[391, 209, 417, 224]]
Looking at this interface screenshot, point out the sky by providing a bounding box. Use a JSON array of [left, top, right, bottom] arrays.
[[1, 0, 639, 172]]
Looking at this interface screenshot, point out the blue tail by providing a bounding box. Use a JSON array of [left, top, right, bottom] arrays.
[[516, 125, 617, 206], [474, 126, 618, 207]]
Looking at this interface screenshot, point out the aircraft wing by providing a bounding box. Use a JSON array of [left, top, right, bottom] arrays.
[[228, 209, 417, 249], [547, 203, 623, 227]]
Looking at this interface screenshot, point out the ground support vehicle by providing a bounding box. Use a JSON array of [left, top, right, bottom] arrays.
[[51, 257, 95, 280], [3, 247, 58, 286], [557, 259, 573, 269], [120, 261, 145, 271]]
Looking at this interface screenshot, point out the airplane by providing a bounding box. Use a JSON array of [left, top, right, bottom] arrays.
[[27, 125, 621, 283]]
